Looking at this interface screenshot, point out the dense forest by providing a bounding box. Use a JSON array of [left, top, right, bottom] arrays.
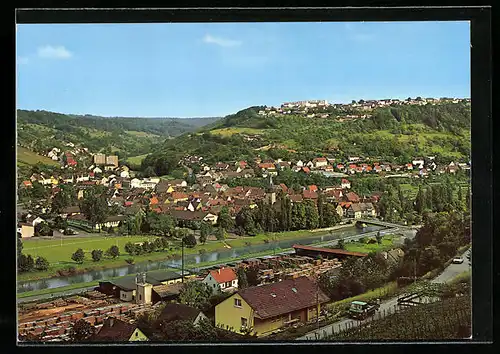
[[140, 102, 471, 175], [17, 110, 220, 160]]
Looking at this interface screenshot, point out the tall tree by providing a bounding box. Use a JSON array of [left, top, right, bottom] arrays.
[[217, 206, 234, 230], [304, 200, 319, 230], [69, 319, 96, 342], [236, 267, 249, 289], [79, 186, 109, 232], [71, 248, 85, 264], [178, 281, 213, 309], [415, 186, 426, 214]]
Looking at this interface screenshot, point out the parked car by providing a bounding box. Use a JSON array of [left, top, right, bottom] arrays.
[[452, 257, 464, 264]]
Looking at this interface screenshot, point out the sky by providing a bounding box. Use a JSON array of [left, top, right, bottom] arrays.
[[16, 21, 470, 118]]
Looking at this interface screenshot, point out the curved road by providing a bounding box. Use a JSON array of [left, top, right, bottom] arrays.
[[297, 247, 471, 341]]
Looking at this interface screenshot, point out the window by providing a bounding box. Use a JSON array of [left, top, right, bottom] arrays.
[[139, 294, 142, 301], [241, 317, 248, 328], [135, 332, 138, 337], [226, 281, 231, 287], [234, 298, 242, 307]]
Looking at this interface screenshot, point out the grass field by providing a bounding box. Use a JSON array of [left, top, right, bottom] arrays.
[[18, 227, 355, 282], [126, 154, 148, 165], [344, 236, 395, 254], [17, 146, 60, 167], [210, 127, 265, 136]]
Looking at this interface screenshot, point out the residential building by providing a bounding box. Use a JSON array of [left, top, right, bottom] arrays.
[[203, 267, 238, 294], [215, 276, 329, 337], [17, 223, 34, 238], [90, 317, 148, 342], [157, 303, 208, 327], [94, 153, 106, 166]]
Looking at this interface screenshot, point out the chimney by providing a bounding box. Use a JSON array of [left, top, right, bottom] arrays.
[[109, 317, 114, 327], [218, 269, 221, 274]]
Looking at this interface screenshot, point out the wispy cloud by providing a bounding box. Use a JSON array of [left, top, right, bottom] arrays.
[[37, 45, 73, 59], [18, 56, 29, 65], [344, 23, 375, 42], [203, 34, 242, 47]]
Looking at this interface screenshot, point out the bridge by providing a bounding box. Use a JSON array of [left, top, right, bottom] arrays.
[[357, 218, 420, 231]]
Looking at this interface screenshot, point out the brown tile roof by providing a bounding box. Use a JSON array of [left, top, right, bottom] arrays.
[[91, 317, 139, 341], [302, 190, 318, 199], [158, 303, 203, 323], [238, 276, 329, 320], [345, 192, 360, 203]]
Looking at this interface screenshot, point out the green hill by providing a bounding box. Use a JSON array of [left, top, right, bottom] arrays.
[[139, 102, 471, 176], [16, 110, 221, 161]]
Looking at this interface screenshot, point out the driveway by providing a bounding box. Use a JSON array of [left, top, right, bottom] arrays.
[[297, 247, 471, 340]]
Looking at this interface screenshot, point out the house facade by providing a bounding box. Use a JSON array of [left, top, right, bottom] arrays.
[[203, 267, 238, 294], [215, 276, 329, 337]]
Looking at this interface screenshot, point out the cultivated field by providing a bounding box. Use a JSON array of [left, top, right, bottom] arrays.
[[210, 127, 266, 136], [17, 147, 60, 167]]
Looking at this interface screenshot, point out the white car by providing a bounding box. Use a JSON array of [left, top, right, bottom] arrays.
[[452, 257, 464, 264]]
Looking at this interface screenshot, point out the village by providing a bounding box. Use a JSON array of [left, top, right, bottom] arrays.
[[17, 143, 470, 238]]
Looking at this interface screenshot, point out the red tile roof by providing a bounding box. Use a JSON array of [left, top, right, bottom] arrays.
[[279, 183, 288, 192], [172, 192, 188, 200], [259, 163, 275, 169], [238, 276, 329, 320], [302, 167, 311, 173], [345, 192, 360, 203], [308, 185, 318, 192], [303, 190, 318, 199], [209, 267, 237, 284]]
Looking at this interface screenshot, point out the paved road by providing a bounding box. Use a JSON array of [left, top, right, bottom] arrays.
[[431, 249, 471, 284], [297, 247, 471, 340]]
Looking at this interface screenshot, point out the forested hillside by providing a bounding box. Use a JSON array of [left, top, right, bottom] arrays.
[[17, 110, 220, 160], [140, 102, 471, 176]]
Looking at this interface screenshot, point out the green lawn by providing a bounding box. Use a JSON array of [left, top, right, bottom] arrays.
[[126, 154, 148, 165], [18, 227, 358, 282], [344, 236, 395, 254], [17, 147, 59, 167]]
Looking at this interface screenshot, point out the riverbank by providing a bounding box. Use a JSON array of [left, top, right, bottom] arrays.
[[18, 225, 356, 283], [17, 247, 295, 300]]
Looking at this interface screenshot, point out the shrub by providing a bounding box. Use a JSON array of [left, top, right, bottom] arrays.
[[244, 241, 252, 247], [91, 249, 103, 262], [125, 258, 135, 265], [71, 248, 85, 264], [263, 238, 270, 244], [199, 249, 206, 255], [359, 237, 366, 244]]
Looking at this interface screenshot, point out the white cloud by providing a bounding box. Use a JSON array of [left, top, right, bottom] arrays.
[[37, 45, 72, 59], [203, 34, 242, 47], [18, 56, 29, 65]]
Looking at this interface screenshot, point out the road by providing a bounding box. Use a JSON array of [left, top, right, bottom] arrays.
[[297, 247, 471, 340], [18, 286, 98, 304]]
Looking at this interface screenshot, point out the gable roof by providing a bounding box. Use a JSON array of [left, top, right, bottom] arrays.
[[91, 317, 139, 341], [158, 303, 203, 323], [237, 276, 329, 320], [209, 267, 237, 284]]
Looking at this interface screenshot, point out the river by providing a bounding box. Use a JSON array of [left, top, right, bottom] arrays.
[[17, 225, 385, 293]]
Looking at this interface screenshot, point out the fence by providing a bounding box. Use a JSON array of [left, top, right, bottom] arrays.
[[323, 295, 471, 341]]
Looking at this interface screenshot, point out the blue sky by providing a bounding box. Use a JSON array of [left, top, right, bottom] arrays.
[[16, 21, 470, 118]]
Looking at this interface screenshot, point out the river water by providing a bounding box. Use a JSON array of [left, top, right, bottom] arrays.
[[18, 225, 385, 293]]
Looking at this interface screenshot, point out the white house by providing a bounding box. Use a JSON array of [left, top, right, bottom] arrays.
[[296, 160, 304, 167], [120, 170, 130, 178], [341, 179, 351, 189], [202, 267, 238, 295], [130, 178, 142, 189], [93, 166, 103, 174], [412, 159, 425, 169]]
